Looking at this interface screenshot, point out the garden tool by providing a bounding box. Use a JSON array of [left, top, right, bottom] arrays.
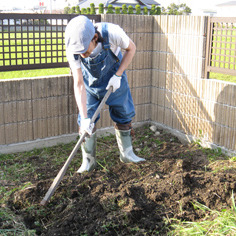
[[40, 87, 112, 206]]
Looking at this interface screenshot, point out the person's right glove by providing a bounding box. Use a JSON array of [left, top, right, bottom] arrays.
[[106, 74, 122, 92], [80, 118, 94, 136]]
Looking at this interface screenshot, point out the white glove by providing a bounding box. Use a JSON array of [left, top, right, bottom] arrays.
[[80, 118, 94, 136], [106, 74, 122, 92]]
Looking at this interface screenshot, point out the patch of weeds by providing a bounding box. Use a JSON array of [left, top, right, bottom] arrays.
[[0, 207, 36, 235], [168, 192, 236, 236]]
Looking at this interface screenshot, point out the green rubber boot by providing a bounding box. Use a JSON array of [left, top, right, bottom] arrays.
[[77, 132, 96, 173], [115, 129, 145, 163]]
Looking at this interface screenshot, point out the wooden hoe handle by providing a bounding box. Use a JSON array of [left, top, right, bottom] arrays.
[[40, 87, 113, 205]]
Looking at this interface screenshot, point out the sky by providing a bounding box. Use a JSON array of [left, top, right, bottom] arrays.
[[0, 0, 233, 15]]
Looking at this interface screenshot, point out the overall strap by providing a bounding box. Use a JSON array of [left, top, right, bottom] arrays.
[[101, 23, 110, 50]]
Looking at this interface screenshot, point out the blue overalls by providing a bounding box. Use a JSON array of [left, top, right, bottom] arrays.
[[77, 23, 135, 125]]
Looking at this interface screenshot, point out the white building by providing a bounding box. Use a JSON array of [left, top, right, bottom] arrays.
[[216, 1, 236, 17]]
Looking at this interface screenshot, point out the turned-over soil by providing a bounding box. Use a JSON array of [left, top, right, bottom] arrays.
[[3, 125, 236, 235]]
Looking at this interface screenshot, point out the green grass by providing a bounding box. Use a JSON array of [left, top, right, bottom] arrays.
[[0, 67, 70, 79], [210, 72, 236, 83], [168, 192, 236, 236]]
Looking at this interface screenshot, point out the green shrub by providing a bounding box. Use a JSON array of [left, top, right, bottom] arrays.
[[143, 6, 148, 15], [87, 7, 91, 14], [99, 3, 104, 14], [115, 7, 121, 14], [64, 6, 70, 14], [75, 6, 81, 14], [107, 4, 114, 14], [70, 6, 76, 14], [90, 3, 96, 14], [128, 5, 134, 14], [135, 5, 141, 15], [122, 4, 127, 14], [81, 8, 87, 14]]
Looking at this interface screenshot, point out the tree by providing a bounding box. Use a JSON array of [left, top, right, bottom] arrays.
[[81, 8, 87, 14], [76, 6, 81, 14], [122, 4, 127, 14], [165, 3, 191, 15], [135, 5, 141, 15], [99, 3, 104, 14], [107, 4, 114, 14], [70, 6, 76, 14], [90, 3, 96, 14], [128, 5, 134, 14], [64, 6, 70, 14], [87, 7, 91, 14], [143, 6, 148, 15], [179, 3, 191, 15], [156, 6, 161, 15], [150, 4, 156, 15], [115, 7, 121, 14]]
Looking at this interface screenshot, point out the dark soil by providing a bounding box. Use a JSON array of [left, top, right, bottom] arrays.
[[3, 125, 236, 235]]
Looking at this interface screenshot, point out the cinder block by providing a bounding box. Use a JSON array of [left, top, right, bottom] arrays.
[[167, 53, 173, 72], [68, 95, 77, 115], [58, 76, 69, 96], [32, 78, 47, 99], [3, 80, 17, 102], [160, 34, 167, 52], [165, 91, 172, 109], [46, 97, 58, 118], [159, 52, 167, 71], [159, 71, 166, 89], [152, 69, 159, 87], [33, 119, 48, 139], [16, 80, 32, 100], [68, 75, 74, 95], [164, 108, 172, 127], [58, 96, 69, 116], [0, 103, 4, 125], [17, 100, 32, 122], [58, 116, 69, 135], [5, 123, 18, 144], [0, 82, 4, 102], [132, 69, 151, 88], [0, 125, 5, 144], [17, 121, 33, 142], [33, 99, 47, 119], [156, 105, 164, 124], [69, 114, 78, 133], [152, 52, 160, 69], [126, 70, 133, 88], [4, 102, 17, 124], [47, 117, 59, 137], [166, 72, 172, 91], [153, 16, 161, 33]]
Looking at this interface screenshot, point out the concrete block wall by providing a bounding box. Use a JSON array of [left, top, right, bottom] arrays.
[[0, 15, 235, 153]]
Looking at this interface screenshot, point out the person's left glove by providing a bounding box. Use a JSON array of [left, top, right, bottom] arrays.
[[106, 74, 122, 92], [80, 118, 94, 136]]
